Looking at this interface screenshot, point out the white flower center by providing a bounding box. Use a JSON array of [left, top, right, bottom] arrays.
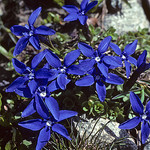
[[29, 30, 33, 36], [40, 92, 47, 97], [95, 75, 100, 80], [142, 114, 147, 120], [95, 57, 101, 62], [60, 66, 66, 73], [122, 55, 126, 60], [46, 120, 52, 126]]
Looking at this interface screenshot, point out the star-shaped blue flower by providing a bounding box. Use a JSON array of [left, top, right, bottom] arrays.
[[11, 7, 56, 56], [19, 107, 77, 150], [62, 0, 98, 25], [110, 40, 138, 78], [75, 67, 124, 102], [119, 92, 150, 144]]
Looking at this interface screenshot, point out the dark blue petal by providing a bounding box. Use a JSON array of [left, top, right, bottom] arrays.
[[31, 49, 47, 69], [146, 101, 150, 114], [130, 92, 144, 115], [29, 35, 41, 50], [58, 110, 78, 122], [47, 80, 60, 93], [124, 39, 138, 55], [35, 25, 56, 35], [84, 1, 98, 13], [13, 36, 29, 56], [18, 119, 45, 131], [66, 65, 85, 75], [10, 25, 29, 36], [36, 127, 51, 150], [97, 62, 108, 77], [64, 49, 80, 67], [45, 50, 61, 68], [57, 74, 71, 90], [128, 56, 137, 66], [28, 79, 38, 94], [64, 13, 78, 22], [78, 15, 88, 25], [35, 68, 58, 80], [6, 77, 28, 92], [124, 60, 131, 78], [12, 58, 27, 74], [96, 81, 106, 102], [103, 55, 122, 67], [105, 73, 124, 85], [137, 50, 147, 67], [52, 124, 71, 140], [78, 42, 94, 57], [80, 0, 89, 10], [28, 7, 42, 26], [62, 5, 79, 13], [141, 120, 150, 144], [98, 36, 112, 54], [119, 116, 141, 129], [110, 42, 121, 55], [22, 99, 36, 118], [35, 95, 49, 119], [45, 97, 59, 121], [75, 75, 94, 86]]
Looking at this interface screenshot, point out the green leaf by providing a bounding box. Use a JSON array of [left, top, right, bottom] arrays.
[[23, 140, 32, 147], [0, 94, 2, 111], [53, 0, 64, 7], [141, 88, 145, 103], [0, 46, 13, 60], [5, 141, 11, 150]]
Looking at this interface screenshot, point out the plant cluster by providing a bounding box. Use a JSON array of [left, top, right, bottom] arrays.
[[1, 0, 150, 149]]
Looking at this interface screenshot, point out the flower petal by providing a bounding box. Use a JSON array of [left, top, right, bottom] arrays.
[[75, 75, 94, 86], [10, 25, 29, 36], [36, 127, 51, 150], [124, 60, 131, 78], [119, 116, 141, 129], [128, 56, 137, 66], [78, 42, 94, 57], [78, 15, 88, 25], [52, 124, 71, 140], [35, 95, 49, 119], [130, 92, 144, 115], [137, 50, 147, 68], [12, 58, 27, 74], [97, 62, 108, 77], [22, 99, 36, 118], [18, 119, 45, 131], [58, 110, 78, 122], [13, 36, 29, 56], [105, 73, 124, 85], [35, 25, 56, 35], [66, 65, 85, 75], [57, 74, 71, 90], [64, 13, 78, 22], [80, 0, 89, 10], [29, 35, 41, 50], [62, 5, 79, 13], [84, 1, 98, 13], [45, 97, 59, 121], [141, 120, 150, 144], [96, 81, 106, 102], [28, 7, 42, 26], [64, 49, 80, 67], [98, 36, 112, 54], [124, 39, 138, 55], [31, 49, 47, 69], [45, 50, 61, 68], [6, 77, 28, 92], [110, 42, 121, 55], [47, 80, 60, 93]]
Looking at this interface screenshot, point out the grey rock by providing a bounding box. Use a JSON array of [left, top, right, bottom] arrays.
[[104, 0, 150, 34], [74, 114, 138, 150]]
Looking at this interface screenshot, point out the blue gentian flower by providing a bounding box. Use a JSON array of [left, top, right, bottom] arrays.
[[62, 0, 98, 25], [119, 92, 150, 144], [78, 36, 121, 77], [110, 40, 138, 78], [75, 67, 124, 102], [31, 49, 82, 90], [6, 58, 56, 97], [19, 108, 78, 150], [11, 7, 56, 56], [22, 79, 60, 120]]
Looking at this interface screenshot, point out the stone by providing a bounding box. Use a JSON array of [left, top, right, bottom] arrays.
[[104, 0, 150, 34], [73, 114, 138, 149]]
